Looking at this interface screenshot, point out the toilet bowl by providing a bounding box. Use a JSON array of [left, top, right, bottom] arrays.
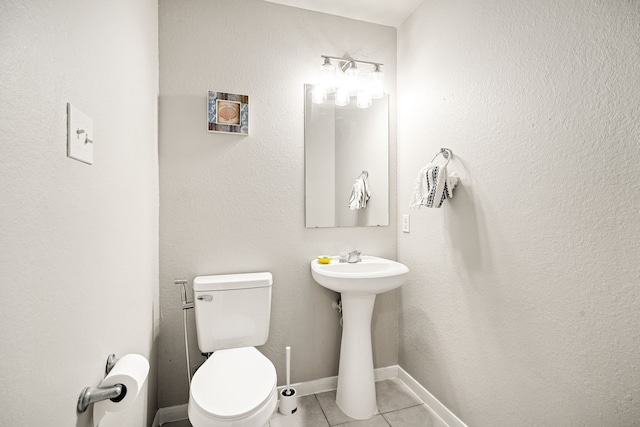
[[188, 272, 276, 426], [188, 346, 277, 427]]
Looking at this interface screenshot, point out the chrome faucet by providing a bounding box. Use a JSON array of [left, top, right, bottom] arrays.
[[347, 250, 361, 263]]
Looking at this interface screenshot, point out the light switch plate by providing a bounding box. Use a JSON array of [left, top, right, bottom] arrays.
[[402, 214, 410, 233], [67, 103, 93, 164]]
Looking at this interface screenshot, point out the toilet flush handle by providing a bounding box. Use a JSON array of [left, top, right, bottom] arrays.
[[197, 295, 213, 302]]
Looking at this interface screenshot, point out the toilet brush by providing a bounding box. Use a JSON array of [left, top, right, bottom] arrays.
[[278, 346, 298, 415]]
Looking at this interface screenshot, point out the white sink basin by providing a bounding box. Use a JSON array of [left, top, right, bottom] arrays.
[[310, 255, 409, 420], [311, 255, 409, 295]]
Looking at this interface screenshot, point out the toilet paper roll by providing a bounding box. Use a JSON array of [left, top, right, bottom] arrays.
[[93, 354, 149, 427]]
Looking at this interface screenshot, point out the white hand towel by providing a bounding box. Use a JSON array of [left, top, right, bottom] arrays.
[[409, 163, 458, 209], [362, 176, 370, 207], [349, 179, 364, 210], [349, 176, 371, 210]]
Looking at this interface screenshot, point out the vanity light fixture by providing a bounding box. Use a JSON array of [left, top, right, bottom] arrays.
[[357, 89, 372, 109], [312, 83, 327, 104], [370, 64, 384, 99], [344, 61, 360, 96], [313, 55, 384, 108], [320, 56, 336, 93]]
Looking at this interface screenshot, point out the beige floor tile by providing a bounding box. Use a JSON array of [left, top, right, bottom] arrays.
[[375, 379, 422, 414], [382, 404, 447, 427], [270, 394, 329, 427], [316, 390, 351, 425], [337, 414, 391, 427], [315, 389, 381, 425]]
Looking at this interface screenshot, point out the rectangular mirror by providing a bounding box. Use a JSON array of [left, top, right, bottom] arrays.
[[304, 84, 389, 228]]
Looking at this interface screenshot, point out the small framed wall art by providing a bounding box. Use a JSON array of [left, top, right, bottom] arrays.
[[207, 91, 249, 135]]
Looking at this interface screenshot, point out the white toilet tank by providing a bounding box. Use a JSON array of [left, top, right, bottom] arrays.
[[193, 272, 272, 353]]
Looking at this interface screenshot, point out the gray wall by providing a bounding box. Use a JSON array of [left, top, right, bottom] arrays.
[[0, 0, 159, 426], [397, 0, 640, 426], [158, 0, 398, 407]]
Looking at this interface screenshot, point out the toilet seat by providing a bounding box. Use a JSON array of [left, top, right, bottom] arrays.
[[189, 347, 277, 421]]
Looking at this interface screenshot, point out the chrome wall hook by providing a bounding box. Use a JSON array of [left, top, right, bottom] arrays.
[[431, 148, 453, 165]]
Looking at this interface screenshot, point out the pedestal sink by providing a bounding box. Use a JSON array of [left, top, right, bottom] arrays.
[[311, 256, 409, 420]]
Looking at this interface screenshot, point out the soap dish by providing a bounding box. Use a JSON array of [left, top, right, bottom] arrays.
[[317, 255, 332, 264]]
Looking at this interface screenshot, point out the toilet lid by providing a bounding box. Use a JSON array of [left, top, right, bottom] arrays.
[[190, 347, 276, 419]]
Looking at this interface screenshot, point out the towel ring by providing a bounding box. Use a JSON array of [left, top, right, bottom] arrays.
[[431, 148, 452, 166]]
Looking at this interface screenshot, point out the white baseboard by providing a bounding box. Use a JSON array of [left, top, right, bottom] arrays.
[[275, 364, 399, 397], [153, 365, 466, 427], [279, 374, 337, 396], [398, 367, 468, 427], [374, 365, 399, 382]]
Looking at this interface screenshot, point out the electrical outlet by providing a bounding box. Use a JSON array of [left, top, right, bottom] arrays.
[[402, 214, 410, 233]]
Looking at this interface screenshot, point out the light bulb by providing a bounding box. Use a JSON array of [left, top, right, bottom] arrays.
[[320, 57, 336, 93], [370, 64, 384, 99], [312, 84, 326, 104], [345, 62, 360, 95], [357, 89, 372, 109], [335, 86, 350, 107]]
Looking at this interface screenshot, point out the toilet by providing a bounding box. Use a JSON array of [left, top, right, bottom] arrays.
[[188, 272, 277, 427]]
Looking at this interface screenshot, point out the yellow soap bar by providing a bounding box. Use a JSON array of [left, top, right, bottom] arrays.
[[317, 256, 332, 264]]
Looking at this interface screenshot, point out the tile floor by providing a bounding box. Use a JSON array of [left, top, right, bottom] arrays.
[[164, 378, 447, 427]]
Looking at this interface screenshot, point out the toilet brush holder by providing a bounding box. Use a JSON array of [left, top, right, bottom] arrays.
[[279, 387, 297, 415], [279, 346, 297, 415]]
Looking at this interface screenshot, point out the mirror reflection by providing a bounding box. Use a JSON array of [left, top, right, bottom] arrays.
[[304, 84, 389, 228]]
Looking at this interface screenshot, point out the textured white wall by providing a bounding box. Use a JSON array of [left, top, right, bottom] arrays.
[[0, 1, 159, 426], [397, 1, 640, 426], [158, 0, 397, 407]]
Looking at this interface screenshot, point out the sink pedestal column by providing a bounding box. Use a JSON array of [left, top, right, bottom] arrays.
[[336, 293, 377, 420]]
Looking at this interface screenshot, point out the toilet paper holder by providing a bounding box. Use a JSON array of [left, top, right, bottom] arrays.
[[77, 354, 127, 413]]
